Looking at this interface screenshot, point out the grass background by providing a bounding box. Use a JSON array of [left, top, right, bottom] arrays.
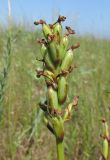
[[0, 23, 110, 160]]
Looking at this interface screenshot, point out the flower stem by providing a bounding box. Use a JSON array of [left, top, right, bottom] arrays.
[[56, 139, 65, 160]]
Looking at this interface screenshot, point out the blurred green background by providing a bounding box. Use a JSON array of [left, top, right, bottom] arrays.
[[0, 0, 110, 160]]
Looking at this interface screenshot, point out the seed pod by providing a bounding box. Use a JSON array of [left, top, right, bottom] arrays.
[[58, 76, 68, 104], [61, 49, 74, 71], [40, 44, 55, 71], [102, 138, 108, 159], [107, 144, 110, 160], [51, 116, 64, 141], [44, 53, 55, 71], [56, 43, 66, 62], [53, 22, 63, 43], [101, 120, 109, 160], [53, 22, 62, 36], [56, 36, 69, 63], [34, 20, 52, 39], [47, 41, 60, 64], [42, 23, 52, 39], [56, 36, 69, 61], [41, 44, 46, 57], [62, 36, 69, 50], [47, 86, 59, 109]]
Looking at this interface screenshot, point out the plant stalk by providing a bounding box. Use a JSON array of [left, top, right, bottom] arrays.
[[56, 139, 65, 160]]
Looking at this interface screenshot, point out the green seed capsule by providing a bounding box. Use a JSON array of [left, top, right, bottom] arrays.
[[47, 86, 59, 109], [58, 76, 68, 104], [55, 36, 69, 62], [107, 144, 110, 160], [62, 36, 69, 50], [102, 139, 108, 159], [41, 44, 47, 57], [42, 24, 52, 38], [45, 53, 55, 71], [51, 117, 64, 141], [53, 22, 62, 43], [56, 43, 65, 62], [47, 41, 60, 64], [41, 44, 55, 71], [61, 49, 74, 71], [53, 22, 62, 36]]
